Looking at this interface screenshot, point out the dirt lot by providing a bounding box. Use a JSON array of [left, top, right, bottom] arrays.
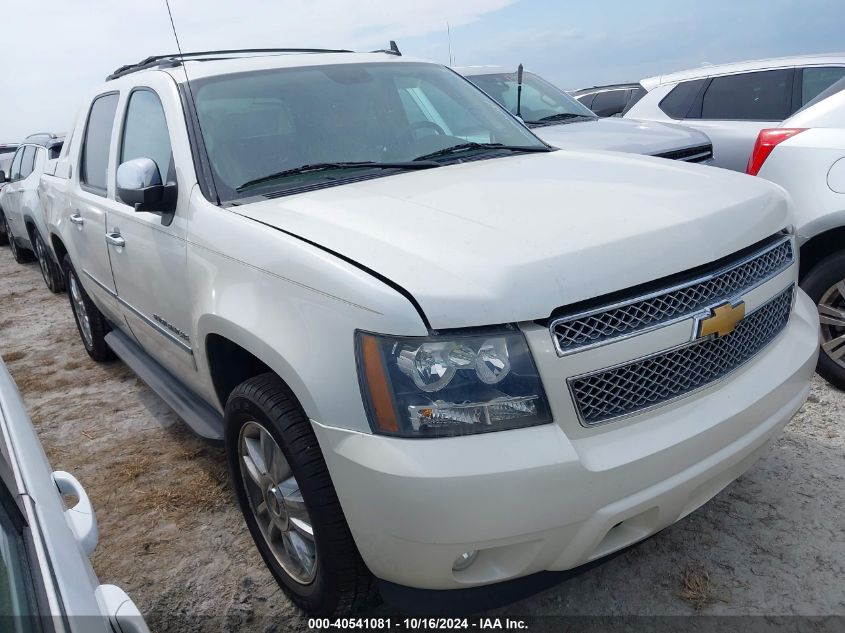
[[0, 248, 843, 631]]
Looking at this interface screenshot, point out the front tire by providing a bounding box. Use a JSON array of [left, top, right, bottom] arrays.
[[801, 251, 845, 390], [225, 373, 377, 616], [3, 215, 34, 263], [63, 255, 115, 362], [33, 230, 65, 293], [0, 211, 8, 246]]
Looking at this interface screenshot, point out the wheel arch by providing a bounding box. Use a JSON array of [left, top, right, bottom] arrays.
[[23, 216, 39, 244], [50, 232, 68, 267], [799, 225, 845, 280], [201, 317, 318, 420]]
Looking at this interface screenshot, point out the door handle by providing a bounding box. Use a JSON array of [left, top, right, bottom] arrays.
[[69, 213, 84, 226], [105, 232, 125, 248]]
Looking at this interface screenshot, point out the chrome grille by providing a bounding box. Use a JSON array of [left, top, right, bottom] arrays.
[[569, 285, 794, 426], [654, 144, 713, 163], [551, 236, 793, 355]]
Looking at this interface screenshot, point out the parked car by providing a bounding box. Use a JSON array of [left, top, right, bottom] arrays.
[[624, 53, 845, 171], [0, 143, 19, 246], [0, 143, 18, 183], [0, 133, 66, 291], [745, 76, 845, 390], [40, 48, 818, 616], [458, 67, 713, 163], [0, 357, 149, 632], [570, 83, 646, 117]]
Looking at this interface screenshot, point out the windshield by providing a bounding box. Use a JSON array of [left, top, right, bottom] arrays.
[[192, 62, 546, 200], [467, 71, 596, 125]]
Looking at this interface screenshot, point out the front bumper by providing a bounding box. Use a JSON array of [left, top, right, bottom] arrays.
[[312, 289, 818, 596]]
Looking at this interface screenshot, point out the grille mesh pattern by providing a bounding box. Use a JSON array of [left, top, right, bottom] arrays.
[[569, 286, 794, 426], [552, 237, 793, 355]]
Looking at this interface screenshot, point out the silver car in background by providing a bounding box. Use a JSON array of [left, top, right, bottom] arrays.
[[0, 133, 67, 291], [624, 53, 845, 171], [0, 359, 148, 633], [458, 66, 713, 163]]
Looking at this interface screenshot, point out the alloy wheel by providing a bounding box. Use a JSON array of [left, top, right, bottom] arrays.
[[69, 272, 94, 348], [35, 235, 50, 286], [818, 279, 845, 369], [238, 420, 318, 585], [4, 217, 18, 258]]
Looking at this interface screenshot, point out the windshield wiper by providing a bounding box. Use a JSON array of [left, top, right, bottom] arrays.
[[529, 113, 595, 124], [236, 161, 440, 192], [412, 142, 551, 162]]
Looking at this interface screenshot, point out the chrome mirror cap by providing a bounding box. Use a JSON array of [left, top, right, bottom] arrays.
[[116, 157, 162, 191]]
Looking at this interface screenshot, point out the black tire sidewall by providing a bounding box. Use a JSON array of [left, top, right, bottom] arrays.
[[63, 255, 113, 362], [225, 384, 344, 614], [38, 233, 64, 293], [0, 212, 8, 246], [34, 232, 56, 291], [801, 251, 845, 389]]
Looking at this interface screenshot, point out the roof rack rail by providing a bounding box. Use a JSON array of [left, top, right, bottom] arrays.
[[25, 132, 58, 140], [105, 47, 357, 81]]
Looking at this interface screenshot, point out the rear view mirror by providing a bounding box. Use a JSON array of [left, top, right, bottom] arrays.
[[116, 157, 177, 221]]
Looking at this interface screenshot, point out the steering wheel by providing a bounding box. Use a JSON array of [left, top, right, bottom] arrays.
[[392, 120, 446, 146]]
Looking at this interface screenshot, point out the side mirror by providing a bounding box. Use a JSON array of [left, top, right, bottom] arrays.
[[116, 158, 177, 220], [0, 170, 6, 183]]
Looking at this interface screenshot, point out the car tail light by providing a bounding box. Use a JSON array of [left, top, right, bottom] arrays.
[[746, 128, 807, 176]]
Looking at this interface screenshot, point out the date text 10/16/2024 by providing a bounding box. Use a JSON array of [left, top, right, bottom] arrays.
[[308, 618, 530, 630]]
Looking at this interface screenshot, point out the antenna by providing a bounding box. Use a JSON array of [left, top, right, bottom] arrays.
[[516, 63, 524, 118], [447, 22, 453, 66], [163, 0, 220, 204]]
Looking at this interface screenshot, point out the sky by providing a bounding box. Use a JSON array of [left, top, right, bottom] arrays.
[[2, 0, 844, 141]]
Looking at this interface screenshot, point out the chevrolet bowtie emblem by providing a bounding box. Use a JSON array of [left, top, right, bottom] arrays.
[[697, 301, 746, 338]]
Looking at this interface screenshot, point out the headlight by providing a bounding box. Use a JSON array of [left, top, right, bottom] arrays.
[[356, 327, 551, 437]]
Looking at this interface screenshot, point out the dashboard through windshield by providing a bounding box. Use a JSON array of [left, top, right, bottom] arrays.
[[191, 62, 548, 201]]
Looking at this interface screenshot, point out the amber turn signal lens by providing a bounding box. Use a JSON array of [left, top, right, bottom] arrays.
[[359, 334, 399, 433]]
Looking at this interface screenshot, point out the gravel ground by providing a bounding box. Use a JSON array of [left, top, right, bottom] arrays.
[[0, 247, 843, 632]]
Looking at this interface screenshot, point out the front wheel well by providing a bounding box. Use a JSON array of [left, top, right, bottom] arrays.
[[206, 334, 275, 410], [24, 218, 38, 243], [799, 226, 845, 280], [50, 234, 68, 267]]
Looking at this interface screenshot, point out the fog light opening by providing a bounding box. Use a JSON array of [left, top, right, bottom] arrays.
[[452, 550, 478, 572]]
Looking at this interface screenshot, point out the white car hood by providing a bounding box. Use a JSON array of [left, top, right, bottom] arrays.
[[234, 150, 789, 329], [533, 117, 711, 155]]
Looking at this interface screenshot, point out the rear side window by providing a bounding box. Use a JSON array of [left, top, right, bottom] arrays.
[[9, 149, 23, 180], [120, 90, 174, 183], [575, 93, 595, 109], [591, 90, 627, 117], [19, 147, 36, 179], [801, 66, 845, 106], [623, 85, 647, 114], [659, 79, 706, 119], [700, 69, 792, 121], [81, 93, 119, 193]]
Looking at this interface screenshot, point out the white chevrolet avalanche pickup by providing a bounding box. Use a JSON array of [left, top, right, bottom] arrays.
[[39, 48, 819, 616]]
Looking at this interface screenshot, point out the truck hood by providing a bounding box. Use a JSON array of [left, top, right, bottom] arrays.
[[532, 117, 711, 156], [233, 150, 789, 329]]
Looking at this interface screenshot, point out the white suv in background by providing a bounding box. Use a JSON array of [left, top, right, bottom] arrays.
[[0, 133, 67, 291], [0, 358, 148, 632], [458, 66, 713, 163], [40, 48, 817, 615], [746, 77, 845, 390], [624, 54, 845, 171]]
